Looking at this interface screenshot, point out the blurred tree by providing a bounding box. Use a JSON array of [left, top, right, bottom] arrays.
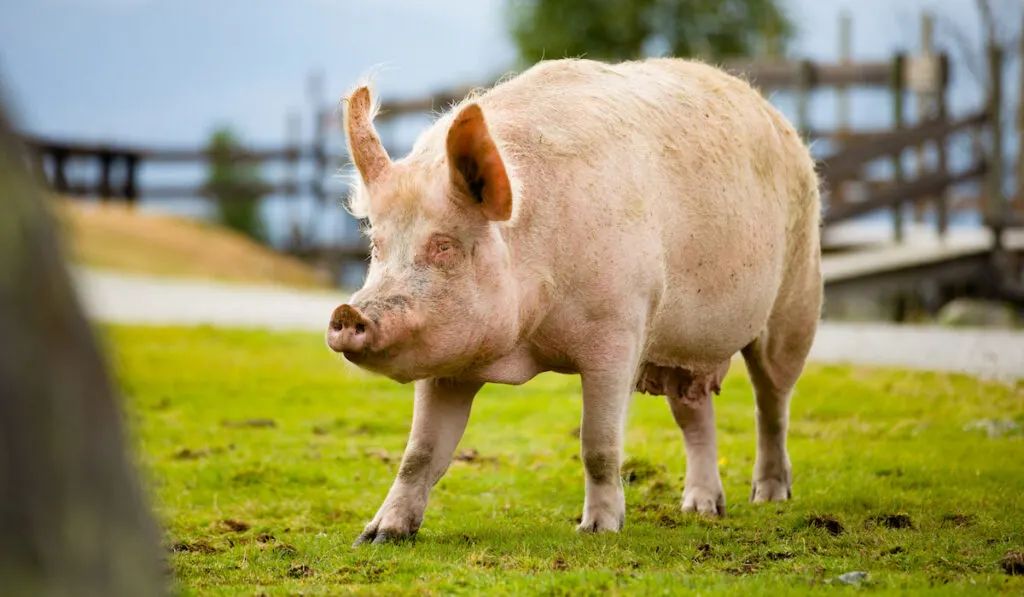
[[506, 0, 794, 64], [204, 126, 268, 243], [0, 85, 168, 596]]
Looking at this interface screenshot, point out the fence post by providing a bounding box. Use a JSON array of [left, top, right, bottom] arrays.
[[1018, 11, 1024, 218], [796, 60, 813, 137], [123, 154, 138, 207], [985, 44, 1004, 236], [913, 11, 936, 226], [827, 12, 852, 210], [836, 11, 852, 142], [306, 71, 326, 203], [98, 151, 113, 202], [305, 71, 325, 215], [890, 53, 906, 243], [51, 149, 68, 195], [935, 52, 951, 239], [285, 110, 306, 251]]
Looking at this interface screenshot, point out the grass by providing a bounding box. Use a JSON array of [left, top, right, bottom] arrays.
[[53, 198, 332, 289], [101, 325, 1024, 596]]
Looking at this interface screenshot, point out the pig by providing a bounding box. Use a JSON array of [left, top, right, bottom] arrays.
[[327, 56, 822, 546]]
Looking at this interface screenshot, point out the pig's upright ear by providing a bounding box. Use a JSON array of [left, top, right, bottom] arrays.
[[343, 85, 391, 187], [445, 103, 513, 222]]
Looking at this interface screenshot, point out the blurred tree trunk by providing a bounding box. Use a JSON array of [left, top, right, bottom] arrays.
[[0, 86, 169, 595]]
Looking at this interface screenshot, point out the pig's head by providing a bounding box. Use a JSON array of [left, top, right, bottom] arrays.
[[326, 84, 521, 383]]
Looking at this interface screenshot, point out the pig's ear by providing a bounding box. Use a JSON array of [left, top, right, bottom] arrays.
[[343, 85, 391, 187], [445, 103, 513, 222]]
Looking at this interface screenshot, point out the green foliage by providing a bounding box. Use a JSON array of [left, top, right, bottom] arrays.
[[204, 126, 268, 243], [105, 324, 1024, 595], [506, 0, 794, 65]]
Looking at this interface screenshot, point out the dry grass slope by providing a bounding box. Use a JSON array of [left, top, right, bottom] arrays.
[[53, 198, 333, 289]]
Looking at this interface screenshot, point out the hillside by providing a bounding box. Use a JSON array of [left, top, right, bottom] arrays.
[[53, 198, 334, 289]]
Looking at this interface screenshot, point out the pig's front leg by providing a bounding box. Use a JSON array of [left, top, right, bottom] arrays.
[[577, 361, 637, 533], [353, 378, 481, 546]]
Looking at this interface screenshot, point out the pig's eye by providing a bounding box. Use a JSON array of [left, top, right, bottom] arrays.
[[427, 236, 459, 264]]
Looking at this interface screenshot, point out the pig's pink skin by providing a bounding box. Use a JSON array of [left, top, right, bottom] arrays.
[[334, 57, 822, 544]]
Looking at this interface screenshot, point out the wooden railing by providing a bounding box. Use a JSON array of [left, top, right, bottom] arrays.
[[15, 48, 1021, 284], [818, 108, 993, 233], [17, 134, 404, 204]]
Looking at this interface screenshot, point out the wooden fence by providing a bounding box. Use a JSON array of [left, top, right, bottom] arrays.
[[14, 10, 1023, 281]]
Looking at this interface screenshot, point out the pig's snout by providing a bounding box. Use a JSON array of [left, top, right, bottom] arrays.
[[326, 304, 372, 354]]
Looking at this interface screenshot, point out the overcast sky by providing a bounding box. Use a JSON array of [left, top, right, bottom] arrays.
[[0, 0, 1008, 149]]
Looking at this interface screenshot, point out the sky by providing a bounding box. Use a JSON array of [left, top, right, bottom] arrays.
[[0, 0, 1008, 146], [0, 0, 1017, 265]]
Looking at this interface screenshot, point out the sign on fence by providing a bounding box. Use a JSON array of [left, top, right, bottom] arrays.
[[903, 54, 943, 95]]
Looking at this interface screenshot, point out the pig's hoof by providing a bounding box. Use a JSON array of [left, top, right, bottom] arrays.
[[352, 521, 418, 547], [750, 476, 792, 503], [576, 510, 625, 534], [682, 486, 726, 517]]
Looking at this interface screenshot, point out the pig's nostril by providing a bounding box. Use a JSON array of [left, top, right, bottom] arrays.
[[330, 319, 344, 331], [355, 323, 366, 334]]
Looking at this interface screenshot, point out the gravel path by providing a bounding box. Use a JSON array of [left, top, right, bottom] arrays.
[[72, 267, 1024, 383]]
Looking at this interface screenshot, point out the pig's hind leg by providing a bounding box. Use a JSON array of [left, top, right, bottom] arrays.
[[353, 378, 481, 546], [740, 269, 821, 504], [650, 362, 731, 517]]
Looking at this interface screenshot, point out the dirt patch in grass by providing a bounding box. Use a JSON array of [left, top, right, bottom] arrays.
[[219, 519, 251, 533], [337, 563, 394, 583], [221, 418, 277, 429], [365, 448, 395, 464], [1003, 551, 1024, 576], [287, 563, 316, 578], [725, 557, 759, 576], [693, 543, 713, 563], [452, 448, 499, 465], [171, 539, 219, 554], [642, 478, 678, 501], [656, 513, 682, 529], [172, 448, 210, 460], [621, 457, 663, 483], [805, 513, 844, 536], [941, 512, 975, 527], [870, 513, 914, 529], [172, 445, 233, 460]]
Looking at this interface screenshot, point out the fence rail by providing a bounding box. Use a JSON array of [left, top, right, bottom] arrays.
[[373, 59, 899, 119], [14, 41, 1021, 306], [819, 109, 990, 186]]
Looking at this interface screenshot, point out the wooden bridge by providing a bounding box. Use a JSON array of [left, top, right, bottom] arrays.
[[12, 17, 1024, 319]]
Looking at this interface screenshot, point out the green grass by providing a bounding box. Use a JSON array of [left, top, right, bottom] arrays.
[[101, 325, 1024, 596]]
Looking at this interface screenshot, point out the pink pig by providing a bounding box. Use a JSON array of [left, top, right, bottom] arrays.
[[328, 57, 822, 545]]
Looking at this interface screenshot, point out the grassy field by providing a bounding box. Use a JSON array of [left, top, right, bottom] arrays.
[[102, 325, 1024, 596], [53, 199, 332, 289]]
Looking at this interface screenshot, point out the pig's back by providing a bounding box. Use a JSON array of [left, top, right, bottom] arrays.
[[476, 58, 820, 368]]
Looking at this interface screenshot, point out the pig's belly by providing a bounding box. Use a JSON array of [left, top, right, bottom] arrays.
[[642, 248, 782, 370]]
